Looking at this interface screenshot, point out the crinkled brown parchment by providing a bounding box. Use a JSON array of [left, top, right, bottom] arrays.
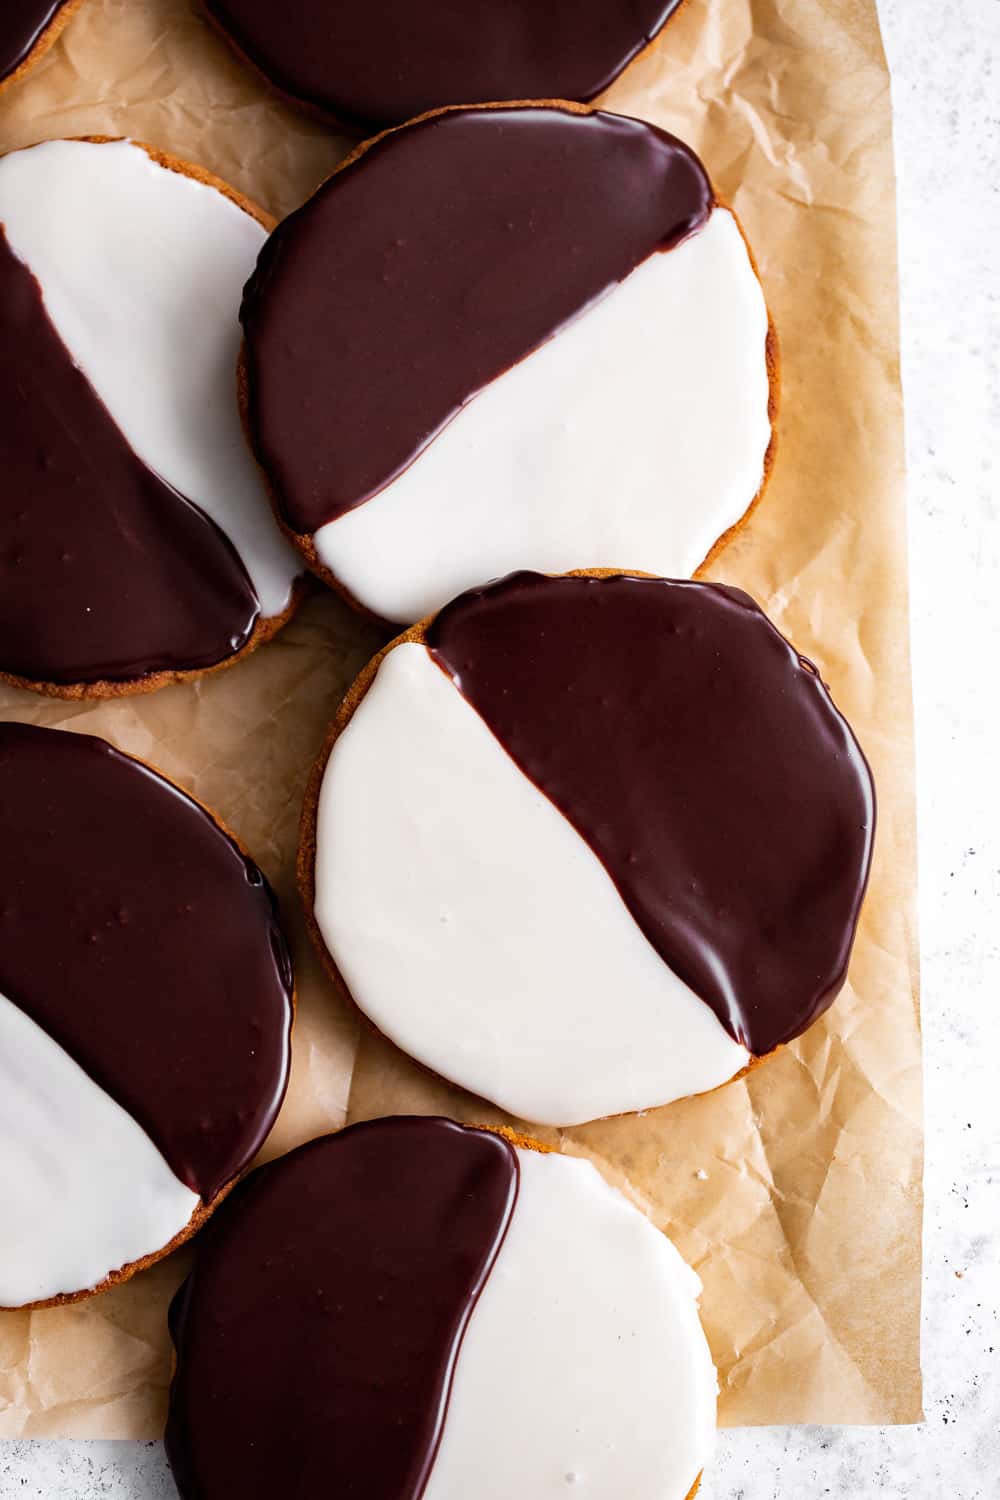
[[0, 0, 920, 1438]]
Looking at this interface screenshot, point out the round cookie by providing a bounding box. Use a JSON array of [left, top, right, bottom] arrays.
[[0, 721, 294, 1309], [301, 570, 876, 1127], [240, 103, 778, 626], [0, 1, 85, 95], [166, 1116, 715, 1500], [201, 0, 688, 130], [0, 137, 303, 699]]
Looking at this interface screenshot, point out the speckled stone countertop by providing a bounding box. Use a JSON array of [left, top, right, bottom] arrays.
[[2, 0, 998, 1495]]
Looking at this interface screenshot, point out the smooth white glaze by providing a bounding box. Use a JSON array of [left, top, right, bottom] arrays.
[[0, 991, 199, 1308], [314, 208, 771, 624], [313, 643, 749, 1125], [0, 138, 299, 618], [425, 1146, 716, 1500]]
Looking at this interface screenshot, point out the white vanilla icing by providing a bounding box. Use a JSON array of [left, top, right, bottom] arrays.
[[425, 1146, 716, 1500], [0, 991, 199, 1308], [312, 642, 749, 1125], [0, 138, 299, 618], [313, 207, 771, 624]]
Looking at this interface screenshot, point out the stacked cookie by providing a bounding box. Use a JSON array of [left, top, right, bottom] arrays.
[[0, 10, 876, 1500]]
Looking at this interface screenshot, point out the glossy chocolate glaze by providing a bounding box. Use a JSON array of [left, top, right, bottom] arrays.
[[166, 1118, 518, 1500], [428, 573, 876, 1056], [0, 0, 65, 81], [241, 106, 712, 538], [204, 0, 684, 129], [0, 723, 293, 1202], [0, 228, 260, 686]]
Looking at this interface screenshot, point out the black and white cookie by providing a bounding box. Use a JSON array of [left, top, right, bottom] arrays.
[[167, 1117, 716, 1500], [0, 137, 302, 696], [302, 572, 875, 1127], [0, 723, 293, 1308], [241, 105, 777, 626], [202, 0, 688, 129]]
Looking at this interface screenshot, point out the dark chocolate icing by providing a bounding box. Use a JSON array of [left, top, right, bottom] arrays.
[[0, 723, 293, 1202], [166, 1118, 518, 1500], [204, 0, 684, 130], [0, 227, 261, 687], [241, 106, 712, 538], [427, 572, 875, 1057], [0, 0, 65, 82]]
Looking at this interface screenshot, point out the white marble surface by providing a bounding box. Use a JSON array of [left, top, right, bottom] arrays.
[[2, 0, 998, 1493]]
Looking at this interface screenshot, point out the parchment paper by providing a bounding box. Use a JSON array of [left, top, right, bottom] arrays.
[[0, 0, 921, 1438]]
